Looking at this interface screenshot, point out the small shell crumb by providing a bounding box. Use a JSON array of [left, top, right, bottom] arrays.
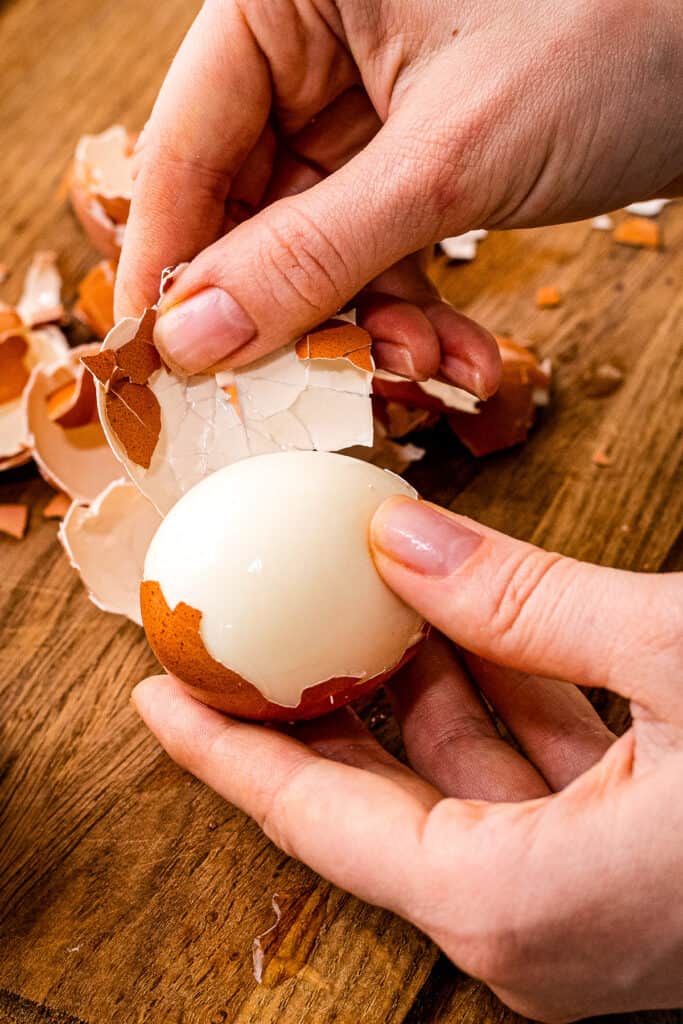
[[536, 286, 562, 309]]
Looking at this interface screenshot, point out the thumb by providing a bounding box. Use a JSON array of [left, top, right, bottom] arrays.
[[370, 498, 682, 707], [151, 113, 462, 375]]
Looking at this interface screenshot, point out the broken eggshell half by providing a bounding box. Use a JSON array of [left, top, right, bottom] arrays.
[[68, 126, 135, 257], [60, 478, 162, 625], [73, 259, 116, 339], [448, 337, 551, 456], [141, 451, 426, 720], [0, 321, 70, 469], [84, 307, 375, 516], [25, 343, 121, 502], [16, 251, 64, 327]]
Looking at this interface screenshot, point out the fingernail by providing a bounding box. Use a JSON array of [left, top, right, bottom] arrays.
[[373, 341, 417, 379], [440, 355, 491, 400], [154, 288, 256, 374], [372, 497, 483, 576]]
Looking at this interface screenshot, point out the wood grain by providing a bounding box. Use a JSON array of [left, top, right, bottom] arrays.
[[0, 0, 681, 1022]]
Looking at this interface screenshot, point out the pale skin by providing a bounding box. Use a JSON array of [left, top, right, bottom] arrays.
[[119, 2, 683, 1019]]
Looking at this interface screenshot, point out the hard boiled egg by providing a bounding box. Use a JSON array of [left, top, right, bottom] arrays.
[[141, 450, 426, 720]]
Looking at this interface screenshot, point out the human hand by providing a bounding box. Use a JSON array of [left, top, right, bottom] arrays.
[[133, 498, 683, 1022], [115, 0, 683, 389]]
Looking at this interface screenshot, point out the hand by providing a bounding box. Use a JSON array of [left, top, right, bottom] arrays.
[[115, 0, 683, 387], [133, 498, 683, 1022]]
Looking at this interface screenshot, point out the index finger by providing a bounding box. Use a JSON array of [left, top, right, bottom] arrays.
[[115, 1, 271, 318]]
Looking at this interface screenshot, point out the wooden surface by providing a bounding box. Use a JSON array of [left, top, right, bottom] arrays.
[[1, 1, 682, 1022]]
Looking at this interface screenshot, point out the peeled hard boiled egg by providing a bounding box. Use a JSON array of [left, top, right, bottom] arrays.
[[140, 450, 426, 720]]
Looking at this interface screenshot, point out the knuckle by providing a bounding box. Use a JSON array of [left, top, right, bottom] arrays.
[[487, 548, 565, 657], [255, 205, 356, 314], [382, 112, 492, 238], [144, 144, 231, 207], [426, 711, 496, 761]]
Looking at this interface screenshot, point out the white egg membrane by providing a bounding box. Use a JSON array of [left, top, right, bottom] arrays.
[[144, 451, 425, 706], [96, 317, 374, 516]]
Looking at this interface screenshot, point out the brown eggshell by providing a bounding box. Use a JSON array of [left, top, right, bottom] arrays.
[[141, 579, 424, 721], [68, 128, 136, 258], [73, 260, 116, 339], [448, 337, 551, 456], [25, 344, 121, 501], [69, 178, 124, 258]]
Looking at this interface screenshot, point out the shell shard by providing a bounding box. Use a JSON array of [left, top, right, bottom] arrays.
[[85, 303, 375, 514], [59, 480, 162, 625], [439, 230, 488, 261], [25, 344, 121, 501], [68, 126, 135, 257], [0, 323, 69, 466], [448, 337, 551, 456], [0, 503, 29, 539], [73, 259, 116, 339], [16, 251, 63, 327]]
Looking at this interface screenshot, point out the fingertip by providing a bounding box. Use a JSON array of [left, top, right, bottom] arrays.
[[424, 301, 501, 399], [130, 673, 178, 719], [357, 294, 441, 380], [369, 494, 416, 557], [113, 254, 160, 322]]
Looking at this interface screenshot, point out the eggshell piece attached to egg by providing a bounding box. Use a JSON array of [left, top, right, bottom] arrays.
[[141, 451, 426, 720]]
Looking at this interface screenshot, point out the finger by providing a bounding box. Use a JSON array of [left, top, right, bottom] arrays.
[[115, 2, 271, 318], [370, 497, 683, 707], [423, 300, 501, 399], [288, 86, 381, 172], [465, 654, 616, 790], [260, 148, 323, 206], [223, 124, 278, 232], [358, 293, 442, 380], [261, 150, 482, 388], [150, 107, 465, 375], [132, 675, 436, 912], [289, 706, 442, 809], [358, 254, 501, 396], [261, 90, 380, 207], [388, 634, 550, 800]]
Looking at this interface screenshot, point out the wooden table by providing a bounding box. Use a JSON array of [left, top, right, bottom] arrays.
[[1, 1, 681, 1022]]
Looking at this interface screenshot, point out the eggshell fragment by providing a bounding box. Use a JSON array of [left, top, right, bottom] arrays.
[[0, 503, 29, 539], [60, 480, 162, 624], [439, 230, 488, 261], [25, 344, 121, 501], [373, 398, 436, 439], [68, 126, 134, 257], [613, 217, 660, 250], [536, 286, 562, 309], [0, 323, 69, 467], [591, 214, 614, 231], [73, 260, 116, 338], [345, 420, 425, 474], [86, 306, 375, 514], [448, 337, 551, 456], [0, 335, 30, 404], [43, 491, 71, 519], [141, 452, 426, 719], [16, 251, 63, 326], [373, 371, 480, 416], [624, 199, 670, 217]]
